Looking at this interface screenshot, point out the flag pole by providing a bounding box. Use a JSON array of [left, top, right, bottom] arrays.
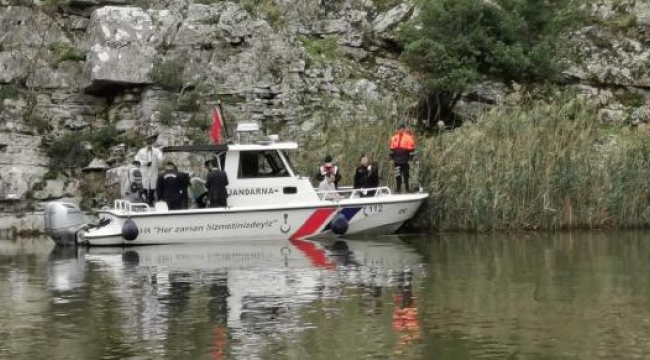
[[216, 100, 230, 141]]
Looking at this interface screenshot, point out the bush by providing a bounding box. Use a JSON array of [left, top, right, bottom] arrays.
[[48, 126, 120, 173], [241, 0, 284, 27], [0, 84, 20, 114], [399, 0, 588, 126], [159, 102, 175, 126], [177, 91, 201, 112], [299, 36, 340, 62]]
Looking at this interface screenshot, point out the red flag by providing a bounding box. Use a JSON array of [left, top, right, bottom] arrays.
[[210, 107, 222, 144]]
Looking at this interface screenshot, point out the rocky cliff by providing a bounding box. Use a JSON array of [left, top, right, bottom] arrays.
[[0, 0, 649, 233]]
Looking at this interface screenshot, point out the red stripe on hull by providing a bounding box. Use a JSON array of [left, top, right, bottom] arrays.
[[290, 208, 336, 240]]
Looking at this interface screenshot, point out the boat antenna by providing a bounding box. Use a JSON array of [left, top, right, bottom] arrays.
[[217, 100, 231, 142]]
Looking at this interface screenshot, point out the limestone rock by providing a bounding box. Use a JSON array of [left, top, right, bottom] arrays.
[[0, 6, 70, 50], [372, 3, 412, 34], [83, 6, 180, 91]]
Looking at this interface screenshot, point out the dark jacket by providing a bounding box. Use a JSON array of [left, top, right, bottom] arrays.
[[354, 164, 379, 196], [205, 169, 229, 206], [156, 170, 189, 210]]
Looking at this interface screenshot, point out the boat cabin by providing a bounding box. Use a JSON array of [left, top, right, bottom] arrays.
[[164, 122, 320, 207]]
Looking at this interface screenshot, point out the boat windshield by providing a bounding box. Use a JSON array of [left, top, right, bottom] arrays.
[[238, 150, 291, 178], [281, 150, 296, 176]]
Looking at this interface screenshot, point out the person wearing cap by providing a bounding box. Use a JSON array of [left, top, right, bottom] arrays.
[[156, 161, 189, 210], [134, 134, 164, 206], [315, 154, 342, 189], [389, 123, 416, 193], [204, 159, 229, 207]]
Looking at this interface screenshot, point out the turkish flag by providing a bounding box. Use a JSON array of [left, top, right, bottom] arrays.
[[210, 107, 222, 144]]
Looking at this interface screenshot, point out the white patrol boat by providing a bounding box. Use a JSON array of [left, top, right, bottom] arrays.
[[44, 122, 428, 246]]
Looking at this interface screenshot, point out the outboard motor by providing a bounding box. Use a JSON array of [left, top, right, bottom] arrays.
[[43, 202, 87, 246]]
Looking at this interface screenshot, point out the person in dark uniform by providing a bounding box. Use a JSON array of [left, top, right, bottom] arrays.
[[353, 154, 379, 197], [156, 161, 189, 210], [205, 159, 229, 208]]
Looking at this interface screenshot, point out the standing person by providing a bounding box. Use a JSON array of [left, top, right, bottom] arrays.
[[135, 134, 164, 206], [156, 161, 188, 210], [389, 124, 416, 193], [353, 154, 379, 197], [315, 154, 342, 189], [125, 160, 144, 202], [205, 159, 229, 208], [318, 173, 341, 201], [177, 169, 191, 209]]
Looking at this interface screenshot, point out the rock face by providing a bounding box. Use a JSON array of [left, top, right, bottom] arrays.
[[0, 0, 648, 231], [0, 0, 420, 216], [83, 6, 179, 91]]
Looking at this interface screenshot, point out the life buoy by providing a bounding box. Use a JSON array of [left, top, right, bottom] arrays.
[[122, 218, 139, 241], [330, 213, 348, 235]]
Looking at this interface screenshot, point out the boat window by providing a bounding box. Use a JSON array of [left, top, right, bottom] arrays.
[[238, 150, 290, 178], [281, 150, 296, 175]]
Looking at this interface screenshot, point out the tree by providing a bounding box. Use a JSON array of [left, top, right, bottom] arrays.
[[399, 0, 587, 127]]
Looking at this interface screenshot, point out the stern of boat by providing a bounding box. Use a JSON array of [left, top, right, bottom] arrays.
[[44, 202, 88, 246]]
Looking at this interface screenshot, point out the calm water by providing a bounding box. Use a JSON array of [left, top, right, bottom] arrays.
[[2, 232, 650, 359]]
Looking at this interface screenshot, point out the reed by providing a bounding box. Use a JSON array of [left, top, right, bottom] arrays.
[[296, 93, 650, 231], [296, 97, 413, 185], [417, 97, 650, 231]]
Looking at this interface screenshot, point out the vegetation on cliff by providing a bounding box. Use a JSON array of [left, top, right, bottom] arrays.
[[398, 0, 587, 126], [415, 92, 650, 231]]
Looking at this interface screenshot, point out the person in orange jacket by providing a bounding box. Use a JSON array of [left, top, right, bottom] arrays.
[[389, 124, 416, 193]]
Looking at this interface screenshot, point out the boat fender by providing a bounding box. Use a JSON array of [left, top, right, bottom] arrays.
[[330, 213, 348, 235], [122, 218, 139, 241]]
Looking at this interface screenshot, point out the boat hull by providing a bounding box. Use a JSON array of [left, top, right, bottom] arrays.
[[80, 194, 427, 246]]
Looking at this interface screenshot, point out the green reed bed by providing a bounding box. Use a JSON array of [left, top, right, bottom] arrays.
[[417, 100, 650, 231]]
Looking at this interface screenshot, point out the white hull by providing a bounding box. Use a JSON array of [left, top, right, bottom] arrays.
[[82, 193, 427, 246], [44, 123, 429, 247]]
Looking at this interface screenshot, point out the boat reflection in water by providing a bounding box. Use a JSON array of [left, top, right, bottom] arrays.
[[45, 236, 424, 359]]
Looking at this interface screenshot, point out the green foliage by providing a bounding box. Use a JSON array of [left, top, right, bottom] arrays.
[[399, 0, 588, 124], [241, 0, 284, 27], [193, 0, 220, 4], [151, 58, 184, 90], [0, 42, 4, 52], [177, 91, 201, 112], [43, 0, 70, 5], [413, 92, 650, 231], [43, 169, 59, 180], [48, 127, 120, 173], [602, 13, 638, 30], [77, 173, 114, 210], [0, 84, 21, 114], [618, 91, 645, 108], [50, 42, 85, 65], [374, 0, 402, 12], [159, 102, 175, 126], [299, 36, 340, 62], [296, 97, 413, 185]]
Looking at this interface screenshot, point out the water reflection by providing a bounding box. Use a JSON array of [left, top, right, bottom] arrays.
[[13, 232, 650, 359], [0, 236, 423, 360]]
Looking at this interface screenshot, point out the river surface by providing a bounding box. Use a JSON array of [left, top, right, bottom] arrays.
[[1, 232, 650, 359]]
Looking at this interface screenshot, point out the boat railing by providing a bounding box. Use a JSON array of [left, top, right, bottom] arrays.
[[315, 186, 392, 201], [113, 199, 151, 213]]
